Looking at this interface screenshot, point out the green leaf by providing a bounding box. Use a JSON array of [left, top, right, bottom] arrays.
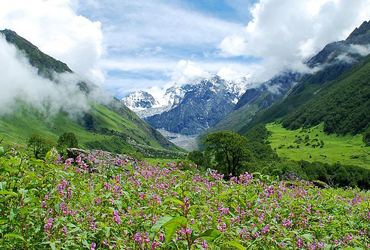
[[29, 160, 44, 166], [0, 218, 9, 225], [184, 191, 193, 198], [3, 233, 26, 242], [24, 197, 40, 204], [105, 227, 111, 238], [193, 229, 221, 242], [188, 205, 208, 211], [232, 195, 247, 208], [50, 242, 56, 250], [210, 195, 228, 201], [69, 227, 81, 233], [224, 241, 247, 250], [164, 198, 184, 206], [3, 165, 18, 173], [162, 216, 187, 243], [122, 191, 131, 199], [116, 200, 123, 211], [150, 216, 173, 240], [82, 240, 90, 249], [18, 188, 28, 197], [302, 233, 314, 243], [0, 147, 4, 157], [0, 181, 7, 191], [0, 191, 18, 197], [10, 208, 19, 220], [20, 207, 31, 215], [324, 244, 333, 250], [24, 171, 37, 180]]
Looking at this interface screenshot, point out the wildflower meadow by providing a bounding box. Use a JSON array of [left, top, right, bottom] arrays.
[[0, 145, 369, 249]]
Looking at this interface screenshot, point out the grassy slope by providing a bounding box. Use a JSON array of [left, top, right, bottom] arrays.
[[207, 102, 259, 133], [0, 102, 184, 156], [267, 123, 370, 167], [239, 60, 355, 135], [0, 30, 184, 156], [281, 54, 370, 135]]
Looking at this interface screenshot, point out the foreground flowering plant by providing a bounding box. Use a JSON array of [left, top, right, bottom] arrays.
[[0, 147, 369, 249]]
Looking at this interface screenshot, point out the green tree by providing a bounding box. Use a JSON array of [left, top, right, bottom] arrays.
[[363, 127, 370, 146], [203, 131, 250, 177], [187, 150, 206, 167], [57, 132, 78, 155], [28, 132, 55, 159]]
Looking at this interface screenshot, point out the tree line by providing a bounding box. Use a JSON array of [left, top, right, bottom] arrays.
[[27, 132, 78, 159], [190, 124, 370, 189]]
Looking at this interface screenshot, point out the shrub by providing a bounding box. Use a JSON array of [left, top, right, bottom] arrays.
[[57, 132, 78, 156], [28, 132, 55, 159]]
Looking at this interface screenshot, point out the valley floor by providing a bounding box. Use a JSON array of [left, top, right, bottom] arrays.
[[157, 129, 199, 151], [267, 123, 370, 168]]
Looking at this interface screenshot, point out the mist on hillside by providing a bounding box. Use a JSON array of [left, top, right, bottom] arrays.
[[0, 35, 110, 119]]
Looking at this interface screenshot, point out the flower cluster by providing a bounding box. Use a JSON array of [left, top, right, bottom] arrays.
[[1, 148, 369, 249]]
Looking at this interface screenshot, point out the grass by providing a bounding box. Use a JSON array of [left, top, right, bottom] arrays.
[[0, 101, 182, 155], [266, 123, 370, 168], [144, 157, 184, 167]]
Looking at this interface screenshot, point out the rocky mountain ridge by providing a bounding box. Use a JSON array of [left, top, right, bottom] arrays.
[[133, 76, 249, 135]]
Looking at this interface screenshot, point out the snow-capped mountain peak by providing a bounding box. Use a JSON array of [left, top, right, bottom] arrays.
[[121, 75, 250, 135], [122, 91, 158, 110]]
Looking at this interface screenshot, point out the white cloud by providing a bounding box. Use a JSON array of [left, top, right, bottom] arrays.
[[218, 35, 248, 57], [169, 60, 212, 86], [335, 53, 356, 64], [99, 57, 176, 73], [219, 0, 370, 79], [75, 0, 252, 92], [217, 65, 250, 81], [4, 0, 369, 99], [80, 0, 245, 52], [99, 55, 259, 97], [0, 0, 104, 85], [136, 46, 163, 57], [0, 36, 90, 116], [350, 44, 370, 57], [106, 78, 168, 99]]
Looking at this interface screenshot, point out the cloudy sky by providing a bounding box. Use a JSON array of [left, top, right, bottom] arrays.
[[1, 0, 370, 98]]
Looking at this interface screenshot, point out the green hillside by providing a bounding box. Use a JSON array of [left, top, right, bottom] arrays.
[[238, 59, 358, 135], [242, 52, 370, 138], [238, 21, 370, 136], [0, 29, 184, 156], [206, 96, 260, 133], [281, 54, 370, 137], [0, 101, 183, 156], [0, 29, 72, 79], [237, 54, 370, 167]]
